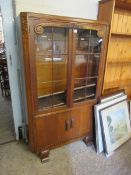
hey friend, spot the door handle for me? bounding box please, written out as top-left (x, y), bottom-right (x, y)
top-left (65, 119), bottom-right (70, 131)
top-left (70, 118), bottom-right (75, 128)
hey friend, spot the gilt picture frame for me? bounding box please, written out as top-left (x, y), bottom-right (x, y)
top-left (100, 100), bottom-right (131, 156)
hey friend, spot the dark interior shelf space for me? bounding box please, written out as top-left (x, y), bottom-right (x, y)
top-left (74, 83), bottom-right (96, 90)
top-left (74, 94), bottom-right (95, 102)
top-left (38, 92), bottom-right (66, 110)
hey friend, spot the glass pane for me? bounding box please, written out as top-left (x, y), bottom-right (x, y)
top-left (36, 55), bottom-right (52, 82)
top-left (89, 30), bottom-right (102, 53)
top-left (38, 97), bottom-right (52, 109)
top-left (52, 54), bottom-right (67, 81)
top-left (74, 55), bottom-right (87, 79)
top-left (52, 28), bottom-right (68, 108)
top-left (74, 28), bottom-right (102, 103)
top-left (86, 54), bottom-right (100, 77)
top-left (85, 78), bottom-right (97, 99)
top-left (36, 27), bottom-right (52, 55)
top-left (35, 27), bottom-right (68, 110)
top-left (76, 29), bottom-right (90, 52)
top-left (53, 28), bottom-right (68, 54)
top-left (52, 81), bottom-right (67, 107)
top-left (74, 79), bottom-right (86, 102)
top-left (76, 29), bottom-right (102, 54)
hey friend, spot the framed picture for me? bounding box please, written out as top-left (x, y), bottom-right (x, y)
top-left (94, 94), bottom-right (127, 154)
top-left (129, 101), bottom-right (131, 123)
top-left (100, 100), bottom-right (131, 156)
top-left (99, 90), bottom-right (125, 104)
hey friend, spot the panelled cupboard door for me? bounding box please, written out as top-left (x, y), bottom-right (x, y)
top-left (35, 111), bottom-right (79, 152)
top-left (35, 103), bottom-right (94, 152)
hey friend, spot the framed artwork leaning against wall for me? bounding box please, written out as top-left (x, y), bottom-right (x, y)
top-left (100, 100), bottom-right (131, 156)
top-left (94, 94), bottom-right (127, 153)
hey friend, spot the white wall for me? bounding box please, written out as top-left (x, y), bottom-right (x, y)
top-left (0, 0), bottom-right (23, 139)
top-left (14, 0), bottom-right (99, 20)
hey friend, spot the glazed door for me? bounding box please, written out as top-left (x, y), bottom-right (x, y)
top-left (30, 21), bottom-right (105, 112)
top-left (72, 27), bottom-right (104, 103)
top-left (32, 24), bottom-right (71, 112)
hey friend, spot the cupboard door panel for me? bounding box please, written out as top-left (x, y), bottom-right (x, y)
top-left (35, 115), bottom-right (59, 151)
top-left (35, 112), bottom-right (72, 151)
top-left (35, 103), bottom-right (93, 152)
top-left (79, 104), bottom-right (93, 136)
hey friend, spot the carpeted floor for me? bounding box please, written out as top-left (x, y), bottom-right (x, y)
top-left (0, 140), bottom-right (131, 175)
top-left (0, 90), bottom-right (15, 144)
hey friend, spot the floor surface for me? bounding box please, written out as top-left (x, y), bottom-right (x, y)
top-left (0, 90), bottom-right (15, 144)
top-left (0, 140), bottom-right (131, 175)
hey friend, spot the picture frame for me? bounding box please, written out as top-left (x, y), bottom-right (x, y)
top-left (99, 90), bottom-right (125, 104)
top-left (94, 94), bottom-right (127, 154)
top-left (129, 101), bottom-right (131, 123)
top-left (100, 100), bottom-right (131, 156)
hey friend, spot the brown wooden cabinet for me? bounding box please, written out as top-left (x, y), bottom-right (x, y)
top-left (98, 0), bottom-right (131, 99)
top-left (20, 12), bottom-right (108, 157)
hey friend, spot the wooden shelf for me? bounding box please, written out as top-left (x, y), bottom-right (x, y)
top-left (76, 51), bottom-right (100, 55)
top-left (36, 52), bottom-right (100, 56)
top-left (36, 52), bottom-right (68, 56)
top-left (38, 80), bottom-right (67, 84)
top-left (104, 79), bottom-right (131, 89)
top-left (74, 83), bottom-right (96, 90)
top-left (108, 60), bottom-right (131, 64)
top-left (74, 94), bottom-right (95, 102)
top-left (111, 32), bottom-right (131, 37)
top-left (98, 0), bottom-right (131, 98)
top-left (115, 0), bottom-right (131, 11)
top-left (75, 76), bottom-right (98, 80)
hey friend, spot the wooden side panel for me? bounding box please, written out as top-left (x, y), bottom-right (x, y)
top-left (99, 1), bottom-right (131, 99)
top-left (115, 0), bottom-right (131, 10)
top-left (103, 35), bottom-right (131, 97)
top-left (112, 9), bottom-right (131, 34)
top-left (20, 13), bottom-right (36, 151)
top-left (98, 0), bottom-right (115, 24)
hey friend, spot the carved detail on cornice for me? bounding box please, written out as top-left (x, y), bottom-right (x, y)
top-left (34, 24), bottom-right (45, 34)
top-left (97, 30), bottom-right (104, 38)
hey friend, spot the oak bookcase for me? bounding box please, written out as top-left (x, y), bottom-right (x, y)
top-left (20, 12), bottom-right (108, 160)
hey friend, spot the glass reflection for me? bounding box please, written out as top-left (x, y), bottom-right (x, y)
top-left (35, 27), bottom-right (68, 110)
top-left (74, 29), bottom-right (102, 103)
